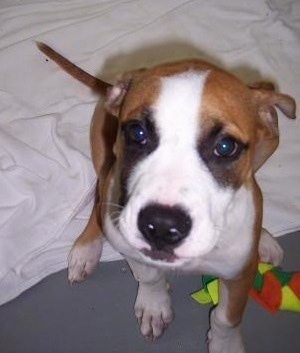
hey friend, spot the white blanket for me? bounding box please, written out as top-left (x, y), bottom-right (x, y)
top-left (0, 0), bottom-right (299, 305)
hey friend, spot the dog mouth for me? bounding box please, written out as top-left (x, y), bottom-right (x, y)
top-left (141, 247), bottom-right (178, 262)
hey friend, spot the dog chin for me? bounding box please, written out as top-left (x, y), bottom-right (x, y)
top-left (141, 247), bottom-right (178, 262)
top-left (118, 230), bottom-right (190, 267)
top-left (120, 229), bottom-right (217, 267)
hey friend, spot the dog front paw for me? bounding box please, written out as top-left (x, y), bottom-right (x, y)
top-left (259, 228), bottom-right (283, 266)
top-left (208, 310), bottom-right (246, 353)
top-left (68, 237), bottom-right (103, 284)
top-left (134, 280), bottom-right (174, 340)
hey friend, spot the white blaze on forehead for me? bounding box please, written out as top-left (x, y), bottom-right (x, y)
top-left (154, 71), bottom-right (209, 147)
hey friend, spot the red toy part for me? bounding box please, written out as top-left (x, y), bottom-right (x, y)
top-left (289, 272), bottom-right (300, 298)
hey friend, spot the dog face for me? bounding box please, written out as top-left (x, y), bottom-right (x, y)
top-left (102, 60), bottom-right (295, 274)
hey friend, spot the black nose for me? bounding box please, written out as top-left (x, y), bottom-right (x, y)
top-left (137, 204), bottom-right (192, 250)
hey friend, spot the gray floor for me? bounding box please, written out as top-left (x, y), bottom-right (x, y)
top-left (0, 233), bottom-right (299, 353)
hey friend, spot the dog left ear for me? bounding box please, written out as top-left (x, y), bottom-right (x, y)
top-left (105, 69), bottom-right (145, 117)
top-left (249, 82), bottom-right (296, 171)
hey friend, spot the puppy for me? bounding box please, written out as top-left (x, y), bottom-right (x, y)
top-left (37, 42), bottom-right (296, 353)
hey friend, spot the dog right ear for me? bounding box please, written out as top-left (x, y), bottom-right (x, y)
top-left (105, 69), bottom-right (145, 117)
top-left (249, 81), bottom-right (296, 171)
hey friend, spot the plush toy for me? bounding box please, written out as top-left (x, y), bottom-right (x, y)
top-left (192, 262), bottom-right (300, 313)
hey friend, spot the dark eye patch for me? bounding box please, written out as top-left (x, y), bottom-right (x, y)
top-left (198, 123), bottom-right (249, 187)
top-left (119, 109), bottom-right (159, 206)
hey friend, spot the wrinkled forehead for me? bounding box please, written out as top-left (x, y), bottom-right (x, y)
top-left (119, 61), bottom-right (255, 139)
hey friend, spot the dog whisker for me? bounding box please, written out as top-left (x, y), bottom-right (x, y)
top-left (110, 211), bottom-right (121, 220)
top-left (102, 201), bottom-right (123, 210)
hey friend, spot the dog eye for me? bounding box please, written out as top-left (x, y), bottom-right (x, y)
top-left (213, 136), bottom-right (239, 158)
top-left (124, 122), bottom-right (148, 145)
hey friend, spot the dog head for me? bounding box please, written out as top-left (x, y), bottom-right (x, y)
top-left (100, 59), bottom-right (296, 269)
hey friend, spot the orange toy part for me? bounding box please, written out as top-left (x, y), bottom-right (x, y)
top-left (250, 271), bottom-right (282, 313)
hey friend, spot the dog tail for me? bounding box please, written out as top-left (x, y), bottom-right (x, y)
top-left (36, 42), bottom-right (111, 95)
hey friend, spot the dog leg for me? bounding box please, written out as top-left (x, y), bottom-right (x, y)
top-left (68, 205), bottom-right (103, 284)
top-left (208, 267), bottom-right (256, 353)
top-left (126, 258), bottom-right (174, 341)
top-left (258, 228), bottom-right (283, 266)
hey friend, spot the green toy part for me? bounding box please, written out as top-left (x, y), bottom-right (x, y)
top-left (192, 262), bottom-right (300, 313)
